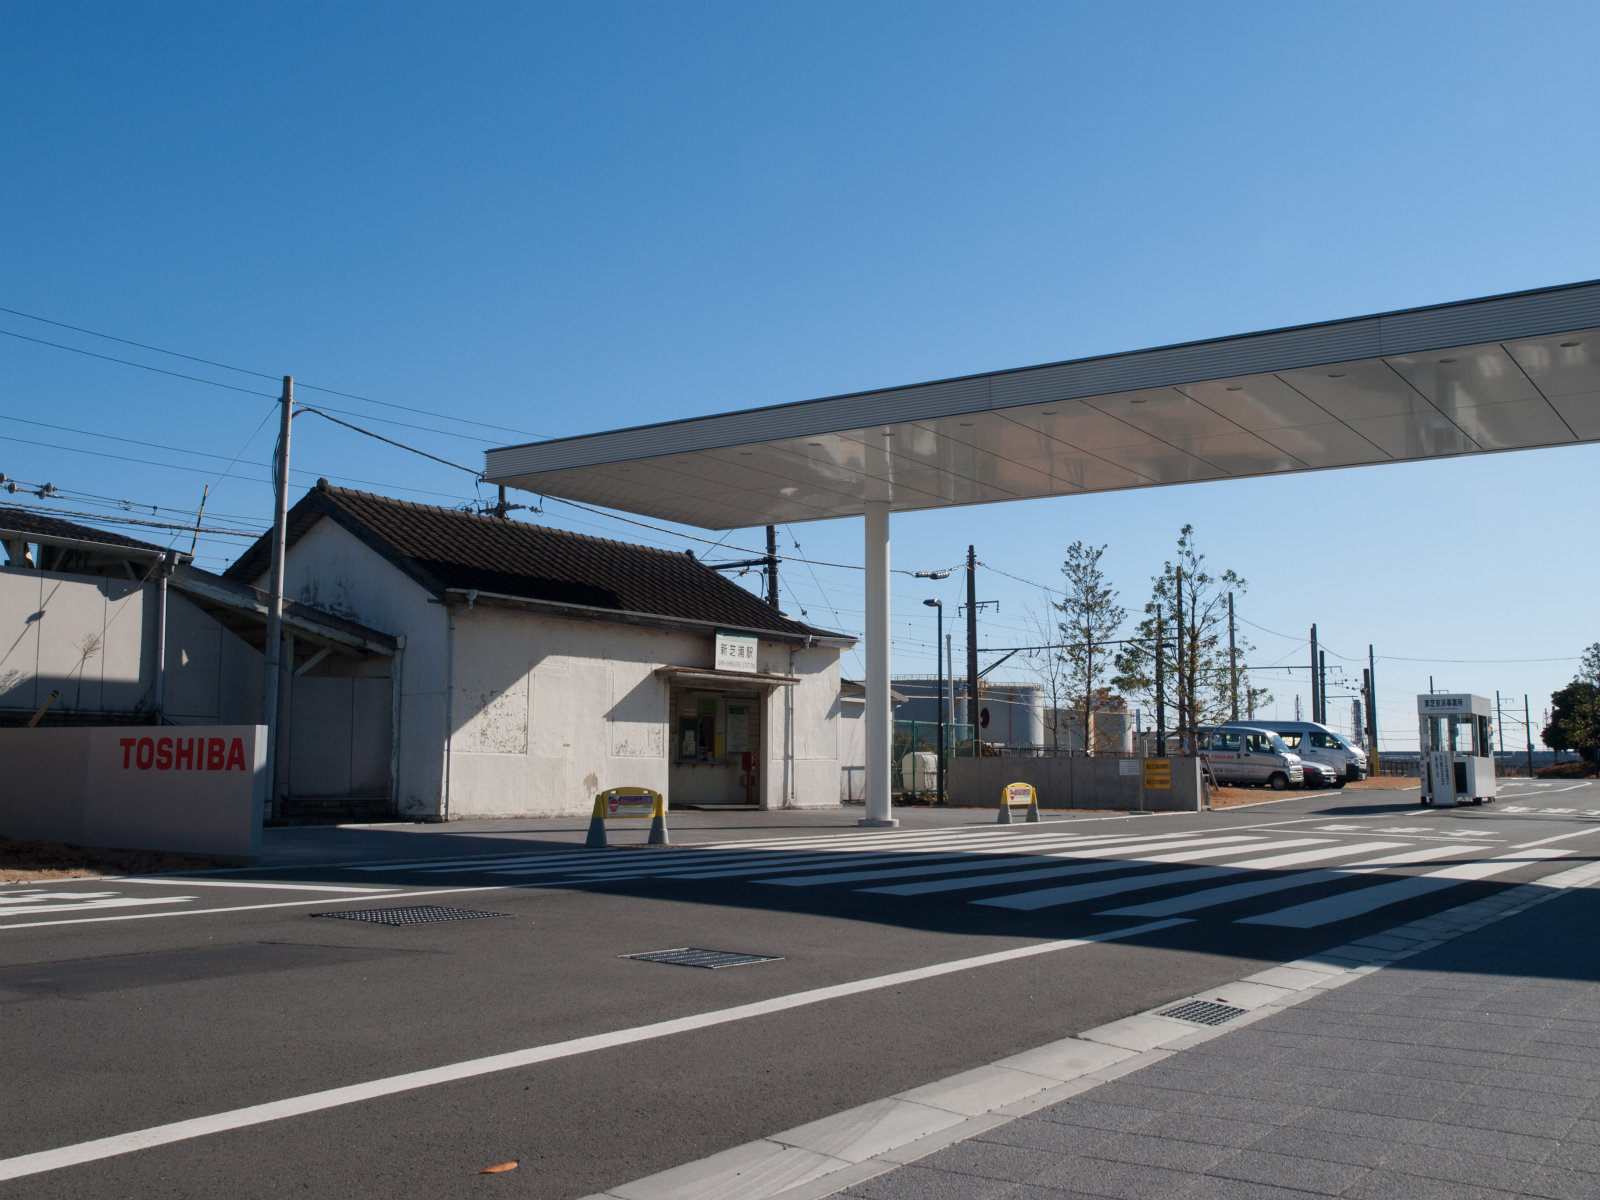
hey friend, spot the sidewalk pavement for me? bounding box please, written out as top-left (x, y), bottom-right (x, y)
top-left (834, 884), bottom-right (1600, 1200)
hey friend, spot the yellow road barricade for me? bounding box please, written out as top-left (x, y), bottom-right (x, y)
top-left (586, 787), bottom-right (669, 848)
top-left (997, 780), bottom-right (1041, 824)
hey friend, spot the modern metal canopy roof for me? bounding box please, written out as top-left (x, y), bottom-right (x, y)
top-left (485, 280), bottom-right (1600, 531)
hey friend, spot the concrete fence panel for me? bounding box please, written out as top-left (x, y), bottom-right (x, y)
top-left (946, 756), bottom-right (1204, 813)
top-left (0, 725), bottom-right (266, 861)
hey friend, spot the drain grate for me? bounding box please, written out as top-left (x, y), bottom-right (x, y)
top-left (621, 947), bottom-right (782, 969)
top-left (1159, 999), bottom-right (1250, 1026)
top-left (310, 905), bottom-right (508, 926)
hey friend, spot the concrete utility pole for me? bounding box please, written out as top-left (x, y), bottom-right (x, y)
top-left (1496, 690), bottom-right (1505, 776)
top-left (965, 545), bottom-right (978, 741)
top-left (1309, 624), bottom-right (1320, 723)
top-left (1525, 694), bottom-right (1534, 777)
top-left (1154, 608), bottom-right (1166, 754)
top-left (1367, 644), bottom-right (1379, 773)
top-left (1174, 569), bottom-right (1185, 753)
top-left (765, 525), bottom-right (779, 609)
top-left (1228, 592), bottom-right (1238, 722)
top-left (1319, 651), bottom-right (1327, 726)
top-left (260, 375), bottom-right (293, 820)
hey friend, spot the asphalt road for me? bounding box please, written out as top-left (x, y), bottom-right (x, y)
top-left (3, 777), bottom-right (1597, 1199)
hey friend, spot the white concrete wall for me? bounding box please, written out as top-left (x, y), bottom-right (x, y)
top-left (266, 520), bottom-right (442, 816)
top-left (448, 609), bottom-right (844, 818)
top-left (1, 567), bottom-right (156, 716)
top-left (839, 701), bottom-right (866, 800)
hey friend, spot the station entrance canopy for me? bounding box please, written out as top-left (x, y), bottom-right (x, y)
top-left (485, 280), bottom-right (1600, 823)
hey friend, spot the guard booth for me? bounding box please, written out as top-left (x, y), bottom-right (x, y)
top-left (1418, 694), bottom-right (1498, 807)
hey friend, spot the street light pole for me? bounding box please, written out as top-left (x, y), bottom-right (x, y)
top-left (924, 598), bottom-right (944, 806)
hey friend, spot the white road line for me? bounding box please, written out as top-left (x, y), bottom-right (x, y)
top-left (109, 879), bottom-right (394, 894)
top-left (859, 835), bottom-right (1269, 897)
top-left (1238, 848), bottom-right (1572, 928)
top-left (0, 896), bottom-right (195, 917)
top-left (0, 887), bottom-right (495, 932)
top-left (1514, 827), bottom-right (1600, 850)
top-left (0, 917), bottom-right (1188, 1183)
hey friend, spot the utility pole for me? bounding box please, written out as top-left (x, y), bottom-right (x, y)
top-left (965, 545), bottom-right (978, 740)
top-left (1228, 592), bottom-right (1238, 722)
top-left (1496, 690), bottom-right (1505, 776)
top-left (260, 375), bottom-right (293, 821)
top-left (1175, 569), bottom-right (1185, 753)
top-left (765, 525), bottom-right (779, 609)
top-left (1525, 694), bottom-right (1534, 777)
top-left (1318, 651), bottom-right (1327, 727)
top-left (1367, 644), bottom-right (1379, 773)
top-left (1154, 609), bottom-right (1166, 755)
top-left (1309, 624), bottom-right (1320, 723)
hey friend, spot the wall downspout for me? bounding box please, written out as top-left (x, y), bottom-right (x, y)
top-left (440, 590), bottom-right (477, 821)
top-left (154, 552), bottom-right (171, 722)
top-left (388, 634), bottom-right (405, 818)
top-left (785, 645), bottom-right (797, 807)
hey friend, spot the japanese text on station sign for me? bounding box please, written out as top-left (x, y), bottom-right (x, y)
top-left (715, 632), bottom-right (759, 674)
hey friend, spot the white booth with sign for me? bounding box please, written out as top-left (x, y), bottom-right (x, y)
top-left (1417, 693), bottom-right (1498, 807)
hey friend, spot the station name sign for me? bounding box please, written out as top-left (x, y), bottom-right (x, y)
top-left (715, 631), bottom-right (759, 674)
top-left (1419, 696), bottom-right (1471, 713)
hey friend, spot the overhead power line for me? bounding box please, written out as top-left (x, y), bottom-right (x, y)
top-left (0, 498), bottom-right (261, 539)
top-left (0, 306), bottom-right (550, 439)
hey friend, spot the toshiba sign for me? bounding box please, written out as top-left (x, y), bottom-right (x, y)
top-left (118, 735), bottom-right (251, 773)
top-left (0, 725), bottom-right (266, 861)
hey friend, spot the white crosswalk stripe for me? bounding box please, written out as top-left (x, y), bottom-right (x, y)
top-left (1237, 848), bottom-right (1572, 928)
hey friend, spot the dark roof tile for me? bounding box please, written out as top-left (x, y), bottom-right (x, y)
top-left (224, 483), bottom-right (843, 642)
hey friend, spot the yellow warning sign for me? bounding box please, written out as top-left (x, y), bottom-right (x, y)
top-left (596, 788), bottom-right (663, 819)
top-left (1143, 759), bottom-right (1172, 790)
top-left (1003, 782), bottom-right (1036, 807)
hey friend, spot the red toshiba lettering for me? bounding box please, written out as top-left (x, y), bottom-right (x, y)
top-left (135, 738), bottom-right (155, 770)
top-left (155, 738), bottom-right (173, 770)
top-left (174, 737), bottom-right (195, 770)
top-left (206, 738), bottom-right (225, 770)
top-left (120, 738), bottom-right (136, 769)
top-left (226, 738), bottom-right (246, 771)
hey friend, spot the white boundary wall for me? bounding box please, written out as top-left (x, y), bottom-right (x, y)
top-left (0, 725), bottom-right (266, 861)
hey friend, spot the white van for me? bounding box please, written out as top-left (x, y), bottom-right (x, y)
top-left (1225, 720), bottom-right (1367, 784)
top-left (1200, 726), bottom-right (1305, 790)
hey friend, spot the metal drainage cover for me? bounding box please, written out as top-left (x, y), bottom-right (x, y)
top-left (1159, 1000), bottom-right (1250, 1027)
top-left (311, 906), bottom-right (509, 926)
top-left (621, 947), bottom-right (782, 969)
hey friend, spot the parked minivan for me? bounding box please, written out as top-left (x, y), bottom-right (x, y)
top-left (1199, 726), bottom-right (1304, 790)
top-left (1223, 720), bottom-right (1367, 784)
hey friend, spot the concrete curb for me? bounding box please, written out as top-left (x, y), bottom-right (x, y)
top-left (576, 859), bottom-right (1600, 1200)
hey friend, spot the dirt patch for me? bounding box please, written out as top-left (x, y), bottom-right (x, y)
top-left (0, 836), bottom-right (229, 885)
top-left (1208, 777), bottom-right (1417, 809)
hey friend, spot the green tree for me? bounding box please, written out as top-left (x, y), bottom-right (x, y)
top-left (1543, 643), bottom-right (1600, 764)
top-left (1053, 542), bottom-right (1125, 755)
top-left (1113, 525), bottom-right (1269, 750)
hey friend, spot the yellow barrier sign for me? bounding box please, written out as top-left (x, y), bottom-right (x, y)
top-left (587, 787), bottom-right (668, 847)
top-left (1143, 759), bottom-right (1171, 790)
top-left (997, 780), bottom-right (1041, 824)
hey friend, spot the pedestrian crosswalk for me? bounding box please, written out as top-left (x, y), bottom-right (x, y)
top-left (343, 820), bottom-right (1584, 930)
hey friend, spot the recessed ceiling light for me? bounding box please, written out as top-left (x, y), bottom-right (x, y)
top-left (958, 421), bottom-right (974, 427)
top-left (1040, 409), bottom-right (1057, 415)
top-left (1438, 358), bottom-right (1456, 364)
top-left (1225, 386), bottom-right (1243, 392)
top-left (808, 442), bottom-right (823, 447)
top-left (1327, 372), bottom-right (1345, 379)
top-left (1561, 341), bottom-right (1581, 348)
top-left (1130, 397), bottom-right (1147, 404)
top-left (739, 451), bottom-right (753, 456)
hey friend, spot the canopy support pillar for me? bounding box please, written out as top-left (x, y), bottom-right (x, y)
top-left (860, 500), bottom-right (897, 827)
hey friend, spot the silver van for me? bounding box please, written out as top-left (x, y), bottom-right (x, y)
top-left (1201, 726), bottom-right (1304, 790)
top-left (1224, 720), bottom-right (1367, 783)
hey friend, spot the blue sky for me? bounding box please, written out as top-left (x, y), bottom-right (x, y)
top-left (5, 0), bottom-right (1598, 749)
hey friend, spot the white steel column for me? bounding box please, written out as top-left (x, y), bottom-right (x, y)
top-left (860, 501), bottom-right (897, 827)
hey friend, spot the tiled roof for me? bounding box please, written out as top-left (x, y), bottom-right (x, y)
top-left (0, 505), bottom-right (184, 558)
top-left (224, 482), bottom-right (844, 642)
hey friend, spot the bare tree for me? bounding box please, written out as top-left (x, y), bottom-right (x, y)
top-left (1113, 525), bottom-right (1269, 750)
top-left (1054, 542), bottom-right (1125, 755)
top-left (1023, 602), bottom-right (1069, 752)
